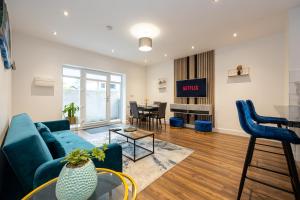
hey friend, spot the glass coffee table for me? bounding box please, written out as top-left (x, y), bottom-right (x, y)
top-left (109, 128), bottom-right (155, 162)
top-left (22, 168), bottom-right (137, 200)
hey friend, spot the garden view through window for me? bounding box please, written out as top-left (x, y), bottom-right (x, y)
top-left (63, 66), bottom-right (123, 126)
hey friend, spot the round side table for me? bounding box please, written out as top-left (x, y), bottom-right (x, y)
top-left (22, 168), bottom-right (137, 200)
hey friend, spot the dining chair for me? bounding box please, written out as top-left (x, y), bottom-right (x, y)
top-left (151, 102), bottom-right (167, 131)
top-left (129, 101), bottom-right (148, 128)
top-left (236, 100), bottom-right (300, 200)
top-left (153, 101), bottom-right (161, 105)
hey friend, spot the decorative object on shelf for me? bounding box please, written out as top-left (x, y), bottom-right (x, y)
top-left (56, 146), bottom-right (108, 200)
top-left (158, 78), bottom-right (167, 90)
top-left (34, 76), bottom-right (55, 87)
top-left (62, 102), bottom-right (79, 124)
top-left (0, 0), bottom-right (14, 70)
top-left (124, 127), bottom-right (137, 132)
top-left (228, 65), bottom-right (250, 77)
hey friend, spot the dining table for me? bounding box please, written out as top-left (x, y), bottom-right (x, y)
top-left (137, 105), bottom-right (159, 130)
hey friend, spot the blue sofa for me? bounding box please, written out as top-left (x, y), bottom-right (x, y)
top-left (2, 113), bottom-right (122, 195)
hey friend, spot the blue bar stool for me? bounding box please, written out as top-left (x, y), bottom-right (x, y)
top-left (246, 100), bottom-right (288, 149)
top-left (246, 100), bottom-right (288, 127)
top-left (236, 100), bottom-right (300, 200)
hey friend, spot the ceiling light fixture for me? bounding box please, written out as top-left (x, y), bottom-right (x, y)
top-left (139, 37), bottom-right (152, 52)
top-left (164, 54), bottom-right (168, 57)
top-left (53, 31), bottom-right (57, 36)
top-left (233, 33), bottom-right (238, 37)
top-left (212, 0), bottom-right (219, 3)
top-left (111, 49), bottom-right (115, 53)
top-left (63, 11), bottom-right (69, 16)
top-left (130, 23), bottom-right (160, 52)
top-left (192, 46), bottom-right (195, 49)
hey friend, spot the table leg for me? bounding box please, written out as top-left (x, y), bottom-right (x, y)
top-left (134, 140), bottom-right (136, 162)
top-left (153, 134), bottom-right (155, 153)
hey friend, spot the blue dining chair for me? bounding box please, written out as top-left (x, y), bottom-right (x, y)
top-left (236, 100), bottom-right (300, 200)
top-left (246, 100), bottom-right (288, 127)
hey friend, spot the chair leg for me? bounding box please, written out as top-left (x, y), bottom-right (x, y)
top-left (159, 119), bottom-right (162, 129)
top-left (237, 136), bottom-right (256, 200)
top-left (164, 118), bottom-right (166, 130)
top-left (282, 142), bottom-right (300, 199)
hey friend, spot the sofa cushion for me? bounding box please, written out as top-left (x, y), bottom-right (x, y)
top-left (2, 113), bottom-right (53, 193)
top-left (35, 122), bottom-right (54, 142)
top-left (35, 122), bottom-right (65, 159)
top-left (52, 130), bottom-right (95, 156)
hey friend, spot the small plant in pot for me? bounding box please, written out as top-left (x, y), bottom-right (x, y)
top-left (62, 102), bottom-right (79, 124)
top-left (55, 145), bottom-right (108, 200)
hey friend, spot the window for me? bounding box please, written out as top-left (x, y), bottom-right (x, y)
top-left (62, 66), bottom-right (124, 126)
top-left (63, 68), bottom-right (81, 119)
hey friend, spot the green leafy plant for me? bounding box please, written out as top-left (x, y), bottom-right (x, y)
top-left (62, 102), bottom-right (79, 118)
top-left (63, 144), bottom-right (108, 168)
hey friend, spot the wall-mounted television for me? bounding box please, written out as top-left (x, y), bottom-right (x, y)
top-left (0, 0), bottom-right (12, 69)
top-left (176, 78), bottom-right (207, 97)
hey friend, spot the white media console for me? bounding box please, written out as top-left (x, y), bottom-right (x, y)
top-left (170, 103), bottom-right (213, 115)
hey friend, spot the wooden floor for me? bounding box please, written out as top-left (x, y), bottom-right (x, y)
top-left (137, 126), bottom-right (299, 200)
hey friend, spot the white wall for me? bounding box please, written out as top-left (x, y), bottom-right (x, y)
top-left (146, 60), bottom-right (174, 121)
top-left (288, 6), bottom-right (300, 161)
top-left (146, 33), bottom-right (287, 135)
top-left (215, 33), bottom-right (287, 135)
top-left (12, 32), bottom-right (146, 122)
top-left (0, 60), bottom-right (12, 144)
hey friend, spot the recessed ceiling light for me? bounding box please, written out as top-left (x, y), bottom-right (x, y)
top-left (192, 46), bottom-right (195, 49)
top-left (111, 49), bottom-right (115, 53)
top-left (212, 0), bottom-right (219, 3)
top-left (130, 23), bottom-right (160, 39)
top-left (63, 11), bottom-right (69, 16)
top-left (164, 54), bottom-right (168, 57)
top-left (233, 33), bottom-right (238, 37)
top-left (53, 31), bottom-right (57, 36)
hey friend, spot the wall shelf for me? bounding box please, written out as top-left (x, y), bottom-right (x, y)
top-left (228, 67), bottom-right (249, 77)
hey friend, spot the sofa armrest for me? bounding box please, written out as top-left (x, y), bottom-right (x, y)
top-left (41, 120), bottom-right (70, 132)
top-left (33, 157), bottom-right (65, 188)
top-left (93, 143), bottom-right (123, 172)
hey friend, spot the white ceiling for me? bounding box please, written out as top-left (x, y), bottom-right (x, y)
top-left (7, 0), bottom-right (300, 66)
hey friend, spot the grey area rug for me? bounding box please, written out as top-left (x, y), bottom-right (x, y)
top-left (84, 130), bottom-right (194, 192)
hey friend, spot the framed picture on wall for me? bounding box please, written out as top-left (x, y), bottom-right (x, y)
top-left (0, 0), bottom-right (13, 69)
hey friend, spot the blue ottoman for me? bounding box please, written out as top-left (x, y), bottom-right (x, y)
top-left (195, 120), bottom-right (212, 132)
top-left (169, 117), bottom-right (184, 128)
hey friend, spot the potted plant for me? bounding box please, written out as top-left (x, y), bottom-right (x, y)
top-left (62, 102), bottom-right (79, 124)
top-left (55, 145), bottom-right (108, 200)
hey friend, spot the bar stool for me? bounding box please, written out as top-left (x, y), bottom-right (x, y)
top-left (246, 100), bottom-right (288, 128)
top-left (246, 99), bottom-right (289, 149)
top-left (236, 100), bottom-right (300, 200)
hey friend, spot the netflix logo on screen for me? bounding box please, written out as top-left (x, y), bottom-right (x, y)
top-left (182, 85), bottom-right (200, 91)
top-left (176, 78), bottom-right (207, 97)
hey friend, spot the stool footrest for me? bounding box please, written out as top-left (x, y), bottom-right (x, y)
top-left (246, 176), bottom-right (293, 194)
top-left (254, 148), bottom-right (284, 156)
top-left (249, 165), bottom-right (289, 176)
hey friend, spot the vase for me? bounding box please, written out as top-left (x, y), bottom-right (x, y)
top-left (55, 159), bottom-right (98, 200)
